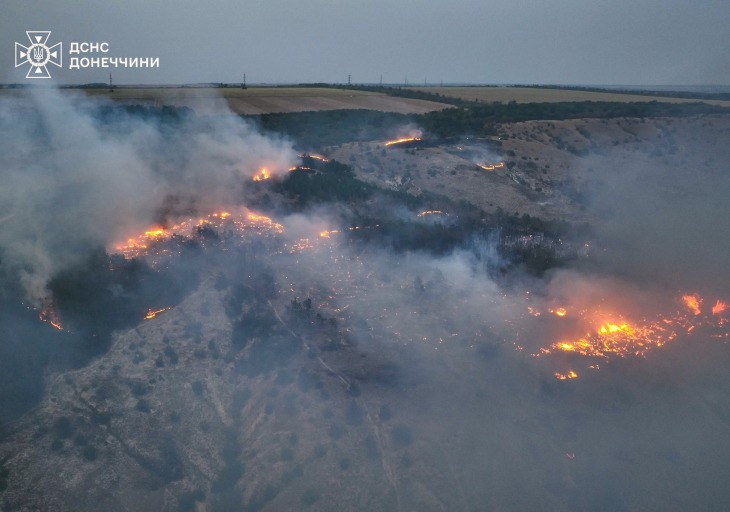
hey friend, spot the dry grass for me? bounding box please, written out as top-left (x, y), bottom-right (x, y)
top-left (412, 86), bottom-right (730, 107)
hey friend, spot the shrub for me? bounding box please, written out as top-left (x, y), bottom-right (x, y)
top-left (82, 445), bottom-right (98, 461)
top-left (136, 399), bottom-right (151, 413)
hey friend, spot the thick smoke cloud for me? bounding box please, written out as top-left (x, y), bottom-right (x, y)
top-left (577, 131), bottom-right (730, 295)
top-left (0, 88), bottom-right (295, 303)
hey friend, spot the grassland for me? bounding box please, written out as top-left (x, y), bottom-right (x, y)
top-left (411, 86), bottom-right (730, 107)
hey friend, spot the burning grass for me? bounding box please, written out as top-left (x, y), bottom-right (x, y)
top-left (38, 299), bottom-right (63, 331)
top-left (531, 292), bottom-right (729, 378)
top-left (384, 136), bottom-right (422, 147)
top-left (112, 209), bottom-right (284, 261)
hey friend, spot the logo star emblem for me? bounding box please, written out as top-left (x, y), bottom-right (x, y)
top-left (15, 31), bottom-right (62, 79)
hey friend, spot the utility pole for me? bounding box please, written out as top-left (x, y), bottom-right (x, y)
top-left (347, 74), bottom-right (351, 86)
top-left (380, 74), bottom-right (383, 86)
top-left (109, 72), bottom-right (114, 92)
top-left (242, 73), bottom-right (247, 89)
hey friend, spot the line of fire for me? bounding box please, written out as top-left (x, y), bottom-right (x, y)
top-left (31, 149), bottom-right (729, 383)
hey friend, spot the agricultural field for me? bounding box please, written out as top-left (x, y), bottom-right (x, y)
top-left (412, 86), bottom-right (730, 106)
top-left (82, 86), bottom-right (455, 115)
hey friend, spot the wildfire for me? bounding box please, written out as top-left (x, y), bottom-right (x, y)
top-left (112, 209), bottom-right (283, 259)
top-left (541, 315), bottom-right (675, 359)
top-left (252, 167), bottom-right (271, 182)
top-left (417, 210), bottom-right (447, 217)
top-left (712, 300), bottom-right (727, 316)
top-left (319, 229), bottom-right (340, 238)
top-left (533, 292), bottom-right (729, 378)
top-left (38, 300), bottom-right (63, 330)
top-left (384, 136), bottom-right (421, 147)
top-left (299, 153), bottom-right (329, 162)
top-left (554, 370), bottom-right (578, 380)
top-left (246, 213), bottom-right (284, 233)
top-left (478, 162), bottom-right (505, 171)
top-left (144, 307), bottom-right (170, 320)
top-left (682, 294), bottom-right (702, 316)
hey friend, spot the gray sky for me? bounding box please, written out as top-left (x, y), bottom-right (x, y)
top-left (2, 0), bottom-right (729, 85)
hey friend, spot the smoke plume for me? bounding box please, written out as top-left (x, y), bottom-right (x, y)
top-left (0, 88), bottom-right (295, 304)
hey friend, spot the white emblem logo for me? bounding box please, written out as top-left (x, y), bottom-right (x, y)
top-left (15, 31), bottom-right (63, 78)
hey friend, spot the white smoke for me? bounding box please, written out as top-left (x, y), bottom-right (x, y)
top-left (0, 88), bottom-right (296, 304)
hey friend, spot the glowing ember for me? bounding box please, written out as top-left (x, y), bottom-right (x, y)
top-left (384, 137), bottom-right (421, 147)
top-left (417, 210), bottom-right (447, 217)
top-left (144, 307), bottom-right (170, 320)
top-left (112, 209), bottom-right (284, 259)
top-left (252, 167), bottom-right (271, 181)
top-left (299, 153), bottom-right (329, 162)
top-left (554, 370), bottom-right (578, 380)
top-left (319, 229), bottom-right (340, 238)
top-left (712, 300), bottom-right (727, 316)
top-left (533, 292), bottom-right (730, 380)
top-left (246, 213), bottom-right (283, 232)
top-left (39, 300), bottom-right (63, 330)
top-left (682, 294), bottom-right (702, 316)
top-left (478, 162), bottom-right (505, 171)
top-left (541, 316), bottom-right (675, 359)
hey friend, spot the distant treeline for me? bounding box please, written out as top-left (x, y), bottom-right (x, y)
top-left (511, 84), bottom-right (730, 102)
top-left (418, 100), bottom-right (729, 137)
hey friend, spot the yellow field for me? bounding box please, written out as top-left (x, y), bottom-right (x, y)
top-left (5, 85), bottom-right (728, 114)
top-left (412, 86), bottom-right (730, 107)
top-left (84, 87), bottom-right (453, 115)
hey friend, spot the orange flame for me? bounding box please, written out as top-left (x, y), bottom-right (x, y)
top-left (38, 300), bottom-right (63, 330)
top-left (112, 209), bottom-right (284, 259)
top-left (682, 294), bottom-right (702, 316)
top-left (144, 307), bottom-right (170, 320)
top-left (478, 162), bottom-right (505, 171)
top-left (712, 300), bottom-right (727, 316)
top-left (541, 315), bottom-right (675, 359)
top-left (536, 292), bottom-right (730, 373)
top-left (299, 153), bottom-right (329, 162)
top-left (252, 167), bottom-right (271, 182)
top-left (554, 370), bottom-right (578, 380)
top-left (384, 137), bottom-right (421, 147)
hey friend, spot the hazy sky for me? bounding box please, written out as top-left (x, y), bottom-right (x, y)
top-left (2, 0), bottom-right (729, 85)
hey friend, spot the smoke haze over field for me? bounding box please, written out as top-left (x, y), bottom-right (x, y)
top-left (0, 89), bottom-right (295, 303)
top-left (568, 132), bottom-right (730, 295)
